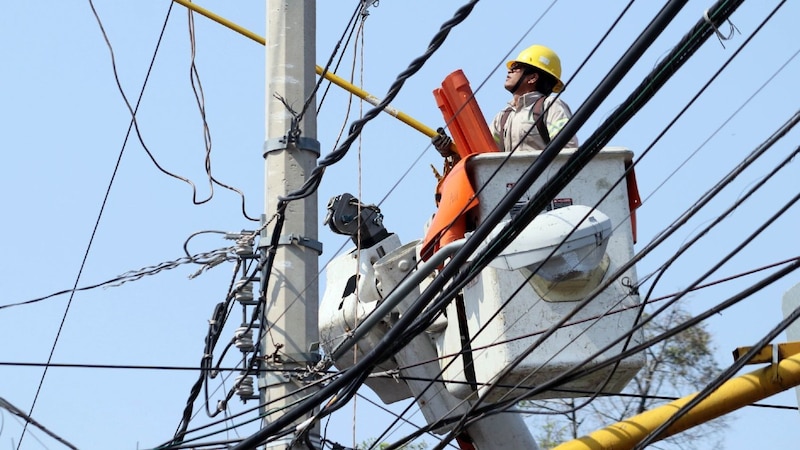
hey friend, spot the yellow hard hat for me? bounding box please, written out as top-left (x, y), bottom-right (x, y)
top-left (506, 44), bottom-right (564, 93)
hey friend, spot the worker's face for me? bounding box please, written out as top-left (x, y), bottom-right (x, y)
top-left (504, 63), bottom-right (537, 94)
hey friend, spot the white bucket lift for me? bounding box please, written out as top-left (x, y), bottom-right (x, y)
top-left (431, 147), bottom-right (645, 403)
top-left (318, 147), bottom-right (643, 445)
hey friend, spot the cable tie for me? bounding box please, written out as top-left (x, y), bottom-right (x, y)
top-left (703, 9), bottom-right (740, 49)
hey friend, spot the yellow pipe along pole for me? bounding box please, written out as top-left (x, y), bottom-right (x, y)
top-left (172, 0), bottom-right (439, 139)
top-left (553, 353), bottom-right (800, 450)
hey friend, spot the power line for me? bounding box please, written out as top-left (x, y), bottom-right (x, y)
top-left (184, 7), bottom-right (260, 222)
top-left (1, 397), bottom-right (78, 450)
top-left (0, 245), bottom-right (236, 311)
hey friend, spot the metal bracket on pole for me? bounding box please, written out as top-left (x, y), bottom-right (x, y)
top-left (258, 233), bottom-right (323, 254)
top-left (263, 136), bottom-right (320, 157)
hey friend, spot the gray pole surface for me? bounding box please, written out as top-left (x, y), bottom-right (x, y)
top-left (261, 1), bottom-right (320, 449)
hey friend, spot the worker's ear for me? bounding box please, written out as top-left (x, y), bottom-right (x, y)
top-left (527, 72), bottom-right (539, 86)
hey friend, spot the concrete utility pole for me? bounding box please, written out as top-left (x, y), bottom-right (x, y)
top-left (260, 1), bottom-right (320, 449)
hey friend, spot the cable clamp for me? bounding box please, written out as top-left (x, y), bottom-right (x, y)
top-left (703, 9), bottom-right (740, 49)
top-left (259, 233), bottom-right (323, 254)
top-left (263, 136), bottom-right (321, 157)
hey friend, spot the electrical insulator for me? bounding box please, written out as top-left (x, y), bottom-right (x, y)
top-left (234, 237), bottom-right (254, 257)
top-left (235, 278), bottom-right (255, 305)
top-left (235, 374), bottom-right (255, 399)
top-left (234, 327), bottom-right (254, 351)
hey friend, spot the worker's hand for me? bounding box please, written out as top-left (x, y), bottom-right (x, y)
top-left (432, 127), bottom-right (455, 158)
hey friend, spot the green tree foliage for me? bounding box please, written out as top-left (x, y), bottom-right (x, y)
top-left (527, 305), bottom-right (729, 450)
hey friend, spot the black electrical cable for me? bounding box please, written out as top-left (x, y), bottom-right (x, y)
top-left (1, 397), bottom-right (78, 450)
top-left (185, 9), bottom-right (260, 222)
top-left (369, 373), bottom-right (797, 413)
top-left (353, 392), bottom-right (461, 450)
top-left (606, 0), bottom-right (791, 303)
top-left (639, 121), bottom-right (799, 308)
top-left (205, 264), bottom-right (272, 421)
top-left (172, 301), bottom-right (229, 444)
top-left (211, 261), bottom-right (258, 372)
top-left (159, 369), bottom-right (341, 449)
top-left (315, 1), bottom-right (367, 114)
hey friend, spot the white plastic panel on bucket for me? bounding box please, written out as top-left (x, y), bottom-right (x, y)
top-left (433, 147), bottom-right (645, 402)
top-left (318, 234), bottom-right (414, 404)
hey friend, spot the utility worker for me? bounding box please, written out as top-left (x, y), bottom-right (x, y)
top-left (433, 44), bottom-right (578, 156)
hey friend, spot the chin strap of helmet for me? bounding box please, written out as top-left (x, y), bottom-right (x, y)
top-left (508, 74), bottom-right (526, 94)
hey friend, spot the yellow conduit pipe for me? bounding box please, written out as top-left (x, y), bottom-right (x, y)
top-left (553, 353), bottom-right (800, 450)
top-left (172, 0), bottom-right (439, 139)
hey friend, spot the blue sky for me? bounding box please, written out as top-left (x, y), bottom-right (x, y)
top-left (1, 1), bottom-right (799, 449)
